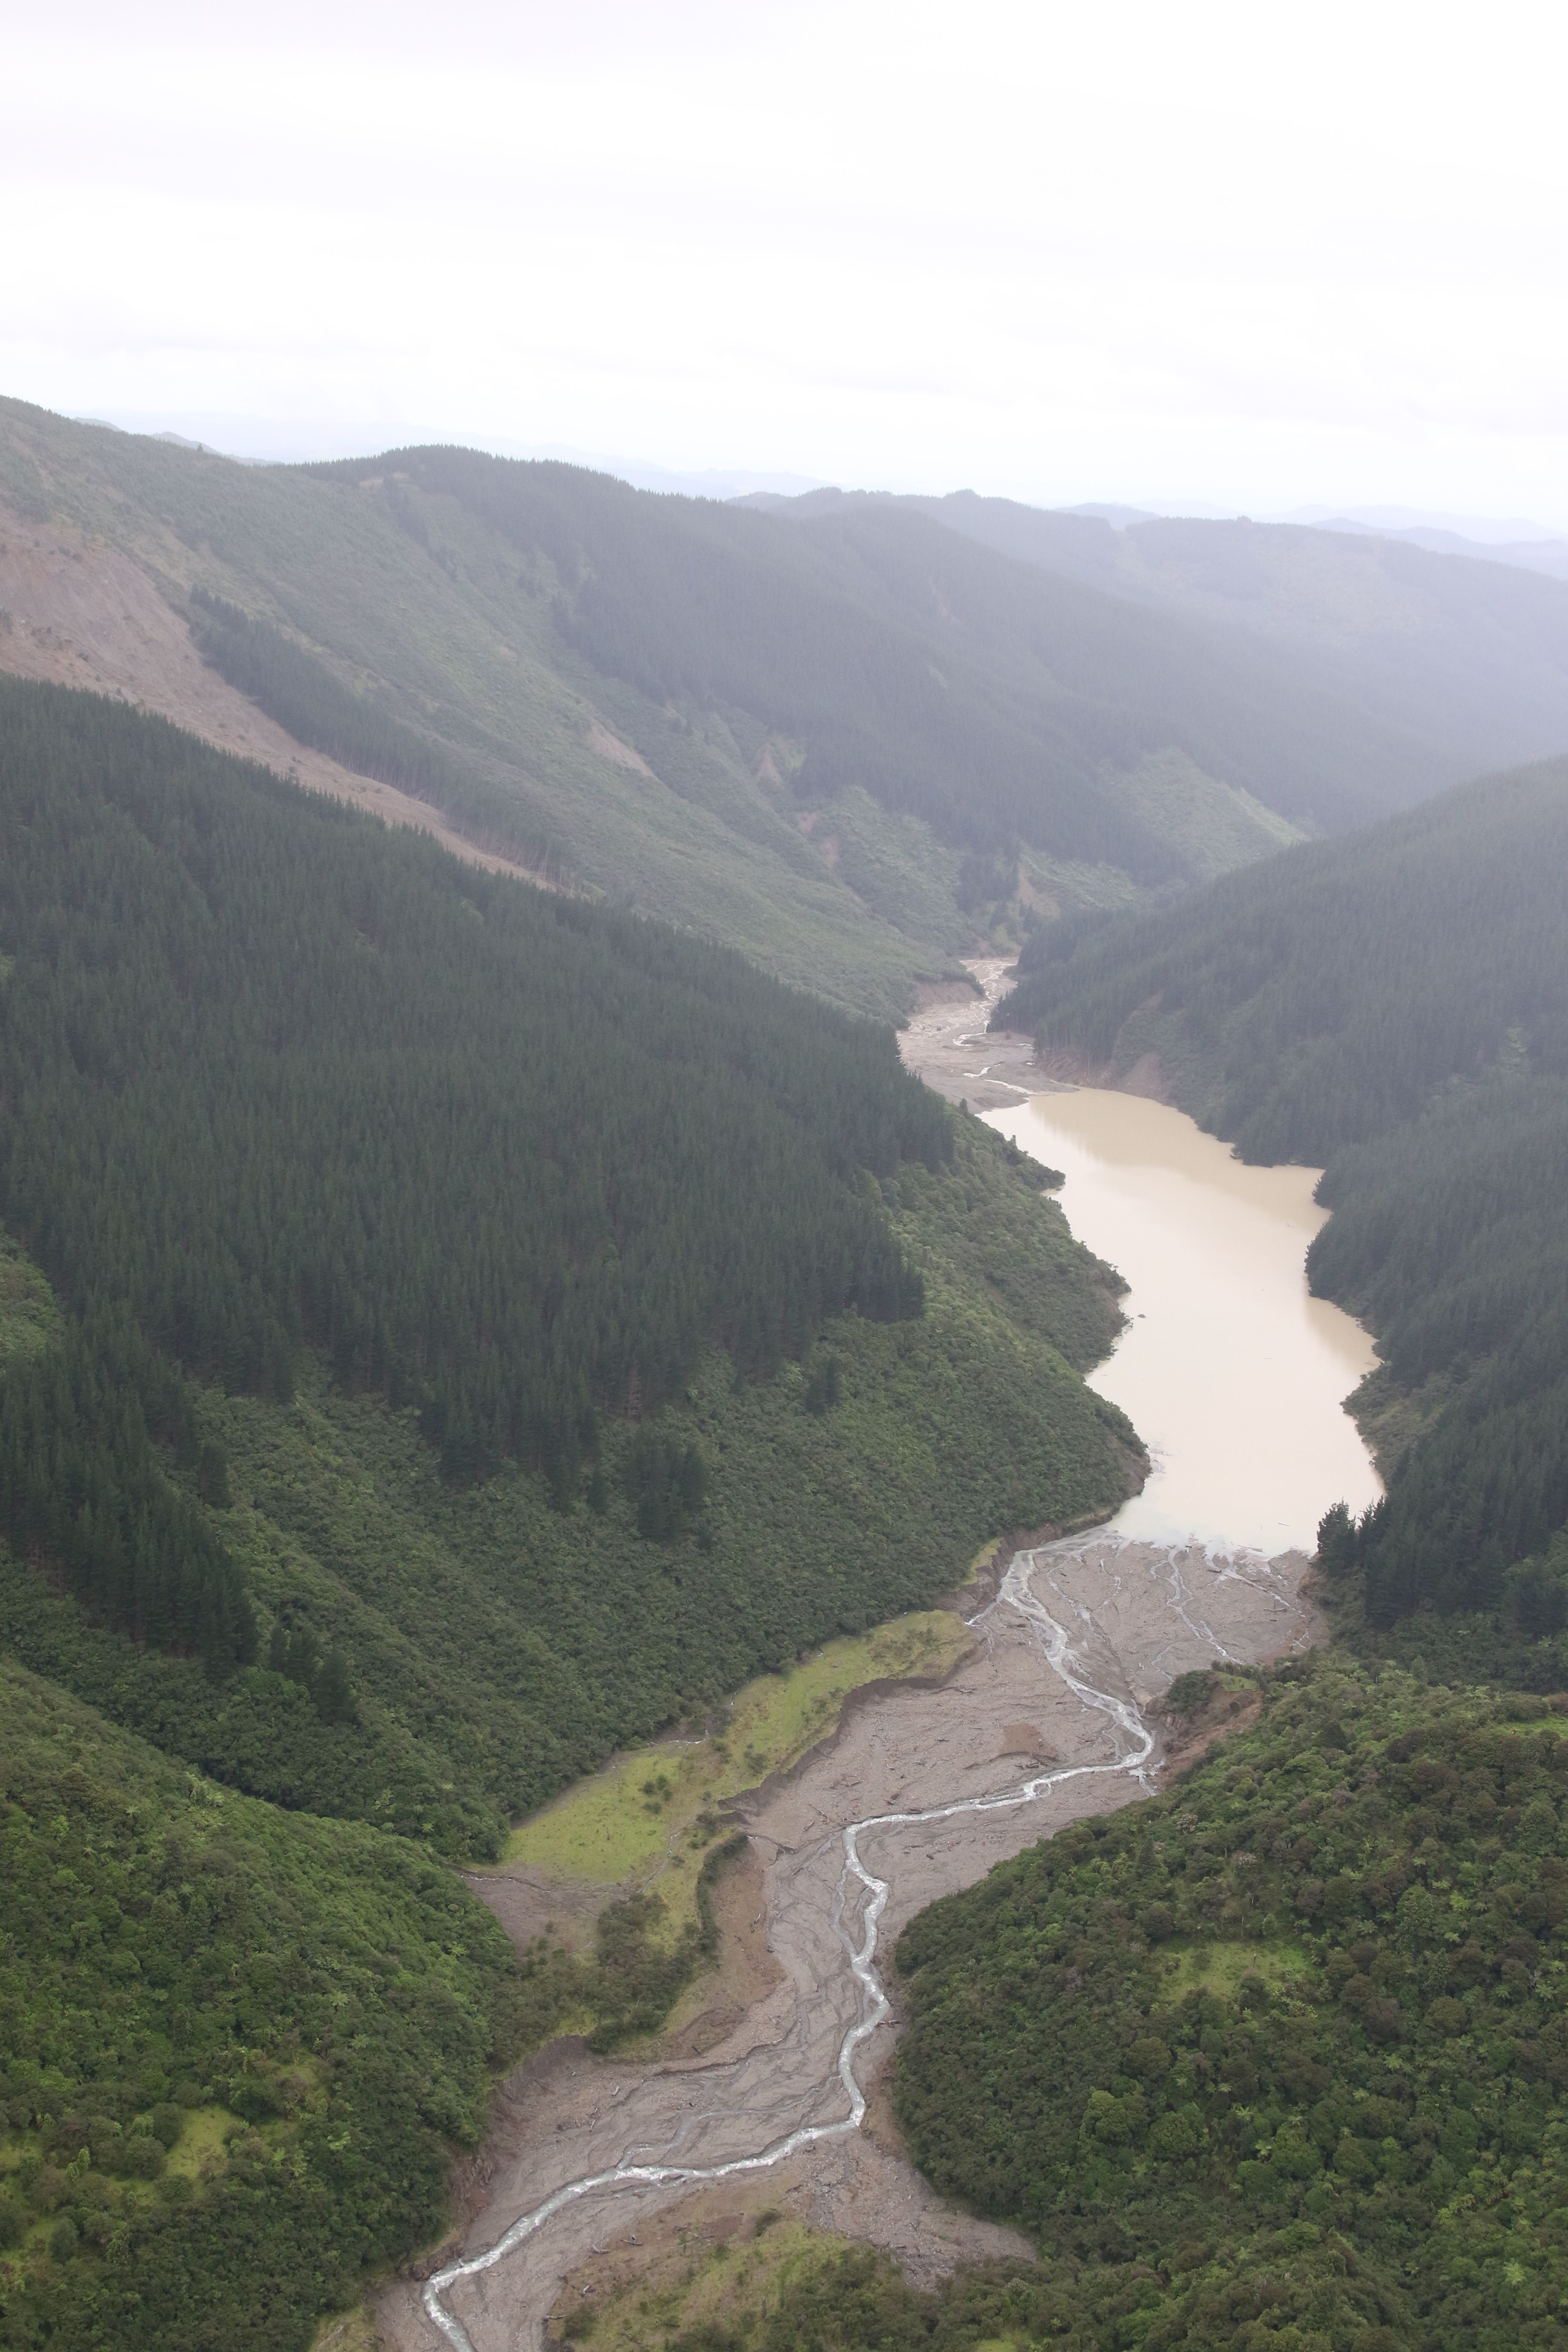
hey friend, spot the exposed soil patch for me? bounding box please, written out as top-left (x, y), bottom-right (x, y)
top-left (586, 720), bottom-right (653, 774)
top-left (898, 956), bottom-right (1053, 1109)
top-left (0, 500), bottom-right (545, 886)
top-left (464, 1864), bottom-right (609, 1962)
top-left (659, 1844), bottom-right (784, 2059)
top-left (1160, 1680), bottom-right (1268, 1778)
top-left (997, 1722), bottom-right (1059, 1759)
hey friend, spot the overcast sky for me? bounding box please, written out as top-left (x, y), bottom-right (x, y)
top-left (6, 0), bottom-right (1566, 522)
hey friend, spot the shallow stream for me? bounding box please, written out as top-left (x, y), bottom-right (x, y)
top-left (405, 1006), bottom-right (1383, 2350)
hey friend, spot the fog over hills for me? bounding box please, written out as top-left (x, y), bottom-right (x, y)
top-left (6, 396), bottom-right (1568, 1028)
top-left (1315, 514), bottom-right (1568, 583)
top-left (7, 391), bottom-right (1568, 2349)
top-left (749, 486), bottom-right (1568, 787)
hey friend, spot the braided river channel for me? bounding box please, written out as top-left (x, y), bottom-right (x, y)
top-left (388, 996), bottom-right (1383, 2351)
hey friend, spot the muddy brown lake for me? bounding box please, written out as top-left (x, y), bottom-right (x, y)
top-left (387, 1000), bottom-right (1384, 2351)
top-left (985, 1088), bottom-right (1381, 1551)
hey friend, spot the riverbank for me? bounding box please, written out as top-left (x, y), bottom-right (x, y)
top-left (367, 964), bottom-right (1386, 2350)
top-left (897, 957), bottom-right (1047, 1109)
top-left (377, 1529), bottom-right (1321, 2351)
top-left (460, 1607), bottom-right (977, 2039)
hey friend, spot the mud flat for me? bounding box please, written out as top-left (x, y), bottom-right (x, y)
top-left (378, 1530), bottom-right (1318, 2352)
top-left (898, 956), bottom-right (1042, 1109)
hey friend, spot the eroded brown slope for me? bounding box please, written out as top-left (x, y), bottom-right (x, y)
top-left (0, 500), bottom-right (542, 880)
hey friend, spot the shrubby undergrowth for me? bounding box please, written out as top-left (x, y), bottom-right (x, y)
top-left (0, 1660), bottom-right (524, 2352)
top-left (0, 677), bottom-right (1134, 1853)
top-left (882, 1660), bottom-right (1568, 2349)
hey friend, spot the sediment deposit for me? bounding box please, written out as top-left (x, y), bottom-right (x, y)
top-left (380, 1530), bottom-right (1317, 2352)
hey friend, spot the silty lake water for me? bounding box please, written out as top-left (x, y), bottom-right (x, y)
top-left (412, 1079), bottom-right (1354, 2350)
top-left (985, 1089), bottom-right (1382, 1553)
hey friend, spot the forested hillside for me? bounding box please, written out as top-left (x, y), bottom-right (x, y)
top-left (752, 486), bottom-right (1568, 792)
top-left (995, 755), bottom-right (1568, 1645)
top-left (891, 1658), bottom-right (1568, 2352)
top-left (0, 1657), bottom-right (528, 2352)
top-left (0, 676), bottom-right (1136, 1844)
top-left (8, 398), bottom-right (1568, 1021)
top-left (0, 676), bottom-right (1147, 2340)
top-left (583, 1659), bottom-right (1568, 2352)
top-left (328, 445), bottom-right (1399, 854)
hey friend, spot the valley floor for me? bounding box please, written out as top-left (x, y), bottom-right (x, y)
top-left (377, 1531), bottom-right (1320, 2352)
top-left (896, 957), bottom-right (1045, 1110)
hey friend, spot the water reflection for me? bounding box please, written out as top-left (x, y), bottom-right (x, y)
top-left (986, 1090), bottom-right (1381, 1553)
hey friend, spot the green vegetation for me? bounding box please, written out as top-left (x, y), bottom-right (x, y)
top-left (998, 753), bottom-right (1568, 1642)
top-left (14, 399), bottom-right (1556, 1022)
top-left (351, 448), bottom-right (1347, 877)
top-left (0, 1238), bottom-right (53, 1372)
top-left (758, 486), bottom-right (1568, 811)
top-left (0, 1656), bottom-right (529, 2352)
top-left (501, 1833), bottom-right (753, 2059)
top-left (504, 1607), bottom-right (972, 1914)
top-left (821, 1657), bottom-right (1568, 2352)
top-left (577, 1659), bottom-right (1568, 2345)
top-left (186, 588), bottom-right (560, 871)
top-left (190, 586), bottom-right (460, 799)
top-left (0, 672), bottom-right (937, 1496)
top-left (0, 676), bottom-right (1135, 1860)
top-left (571, 1641), bottom-right (1568, 2352)
top-left (998, 753), bottom-right (1568, 1160)
top-left (0, 674), bottom-right (1145, 2343)
top-left (0, 1134), bottom-right (1132, 1863)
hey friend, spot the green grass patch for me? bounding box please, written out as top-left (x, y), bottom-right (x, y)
top-left (503, 1605), bottom-right (972, 1931)
top-left (0, 1234), bottom-right (55, 1371)
top-left (308, 2309), bottom-right (380, 2352)
top-left (163, 2105), bottom-right (242, 2183)
top-left (1161, 1940), bottom-right (1314, 2003)
top-left (556, 2216), bottom-right (858, 2349)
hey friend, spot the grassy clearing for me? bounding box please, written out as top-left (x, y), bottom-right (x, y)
top-left (1159, 1940), bottom-right (1314, 2002)
top-left (163, 2105), bottom-right (242, 2183)
top-left (308, 2306), bottom-right (380, 2352)
top-left (501, 1605), bottom-right (974, 1930)
top-left (962, 1537), bottom-right (1001, 1586)
top-left (0, 1234), bottom-right (55, 1370)
top-left (557, 2215), bottom-right (854, 2349)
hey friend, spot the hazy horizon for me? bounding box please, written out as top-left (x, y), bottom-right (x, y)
top-left (45, 406), bottom-right (1567, 550)
top-left (7, 0), bottom-right (1567, 530)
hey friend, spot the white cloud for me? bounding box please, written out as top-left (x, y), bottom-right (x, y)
top-left (5, 0), bottom-right (1566, 518)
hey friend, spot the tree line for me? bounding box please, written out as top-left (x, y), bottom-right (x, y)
top-left (304, 444), bottom-right (1410, 876)
top-left (997, 753), bottom-right (1568, 1634)
top-left (886, 1659), bottom-right (1568, 2351)
top-left (0, 676), bottom-right (943, 1664)
top-left (188, 588), bottom-right (564, 873)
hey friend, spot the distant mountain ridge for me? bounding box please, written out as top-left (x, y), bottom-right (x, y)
top-left (1317, 513), bottom-right (1568, 582)
top-left (746, 485), bottom-right (1568, 790)
top-left (6, 395), bottom-right (1568, 1020)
